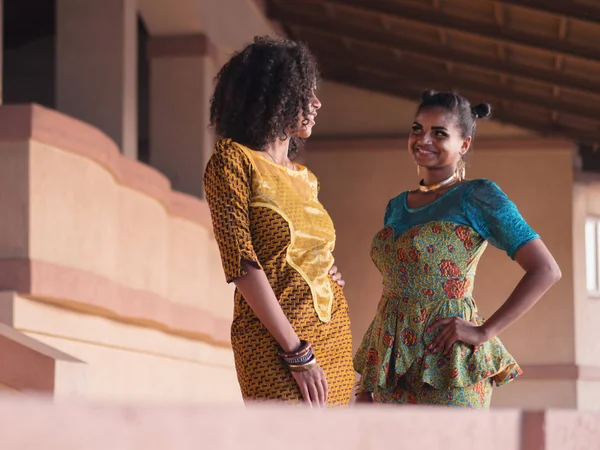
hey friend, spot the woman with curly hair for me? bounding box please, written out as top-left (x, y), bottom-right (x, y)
top-left (353, 90), bottom-right (561, 408)
top-left (203, 36), bottom-right (354, 406)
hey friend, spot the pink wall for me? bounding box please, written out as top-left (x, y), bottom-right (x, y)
top-left (1, 395), bottom-right (599, 449)
top-left (571, 179), bottom-right (600, 407)
top-left (0, 104), bottom-right (240, 402)
top-left (0, 322), bottom-right (85, 396)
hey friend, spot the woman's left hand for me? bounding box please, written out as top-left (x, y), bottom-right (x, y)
top-left (329, 264), bottom-right (345, 288)
top-left (428, 317), bottom-right (489, 356)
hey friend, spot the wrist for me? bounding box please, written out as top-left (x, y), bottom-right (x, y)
top-left (479, 322), bottom-right (496, 342)
top-left (279, 340), bottom-right (316, 372)
top-left (280, 337), bottom-right (302, 354)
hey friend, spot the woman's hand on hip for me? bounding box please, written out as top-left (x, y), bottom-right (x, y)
top-left (291, 363), bottom-right (328, 407)
top-left (428, 317), bottom-right (489, 356)
top-left (329, 263), bottom-right (345, 288)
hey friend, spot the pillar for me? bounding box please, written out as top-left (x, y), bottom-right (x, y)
top-left (56, 0), bottom-right (138, 159)
top-left (0, 0), bottom-right (3, 104)
top-left (147, 34), bottom-right (217, 198)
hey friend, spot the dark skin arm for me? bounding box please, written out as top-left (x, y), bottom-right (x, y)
top-left (429, 239), bottom-right (561, 355)
top-left (233, 261), bottom-right (345, 406)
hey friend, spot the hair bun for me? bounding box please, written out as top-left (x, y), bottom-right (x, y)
top-left (471, 103), bottom-right (492, 119)
top-left (421, 89), bottom-right (438, 102)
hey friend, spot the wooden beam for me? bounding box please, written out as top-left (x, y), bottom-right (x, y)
top-left (310, 46), bottom-right (600, 120)
top-left (316, 0), bottom-right (600, 63)
top-left (493, 0), bottom-right (600, 25)
top-left (493, 2), bottom-right (510, 112)
top-left (320, 63), bottom-right (600, 145)
top-left (271, 6), bottom-right (600, 96)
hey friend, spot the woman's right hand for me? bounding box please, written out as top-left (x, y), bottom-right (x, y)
top-left (290, 363), bottom-right (328, 407)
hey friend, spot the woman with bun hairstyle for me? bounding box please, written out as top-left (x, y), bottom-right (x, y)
top-left (353, 90), bottom-right (561, 408)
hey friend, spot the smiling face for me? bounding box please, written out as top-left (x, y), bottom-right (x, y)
top-left (408, 107), bottom-right (471, 172)
top-left (295, 89), bottom-right (322, 139)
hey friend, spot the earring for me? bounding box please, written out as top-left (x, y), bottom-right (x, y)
top-left (417, 165), bottom-right (421, 177)
top-left (456, 159), bottom-right (466, 181)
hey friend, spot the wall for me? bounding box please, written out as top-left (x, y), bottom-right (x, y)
top-left (0, 0), bottom-right (591, 409)
top-left (140, 0), bottom-right (280, 66)
top-left (307, 136), bottom-right (576, 408)
top-left (573, 181), bottom-right (600, 367)
top-left (572, 179), bottom-right (600, 408)
top-left (2, 293), bottom-right (237, 402)
top-left (0, 104), bottom-right (240, 402)
top-left (313, 81), bottom-right (537, 138)
top-left (2, 396), bottom-right (600, 450)
top-left (0, 320), bottom-right (86, 397)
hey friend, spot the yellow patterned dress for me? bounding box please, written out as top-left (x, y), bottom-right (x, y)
top-left (204, 139), bottom-right (354, 405)
top-left (354, 180), bottom-right (539, 408)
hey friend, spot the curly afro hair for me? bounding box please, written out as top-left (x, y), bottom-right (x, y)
top-left (209, 35), bottom-right (320, 158)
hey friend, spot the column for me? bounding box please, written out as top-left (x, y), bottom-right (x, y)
top-left (0, 0), bottom-right (3, 104)
top-left (56, 0), bottom-right (138, 159)
top-left (147, 34), bottom-right (217, 198)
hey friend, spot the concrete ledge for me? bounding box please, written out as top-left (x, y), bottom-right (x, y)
top-left (0, 104), bottom-right (212, 231)
top-left (546, 410), bottom-right (600, 450)
top-left (0, 324), bottom-right (85, 396)
top-left (0, 104), bottom-right (232, 347)
top-left (0, 397), bottom-right (598, 449)
top-left (0, 398), bottom-right (521, 449)
top-left (0, 257), bottom-right (231, 345)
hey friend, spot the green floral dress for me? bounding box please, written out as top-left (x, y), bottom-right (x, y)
top-left (354, 179), bottom-right (539, 408)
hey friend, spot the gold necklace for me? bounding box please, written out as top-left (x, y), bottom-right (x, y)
top-left (418, 173), bottom-right (458, 193)
top-left (265, 151), bottom-right (294, 170)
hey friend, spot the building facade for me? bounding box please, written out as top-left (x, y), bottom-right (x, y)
top-left (0, 0), bottom-right (599, 409)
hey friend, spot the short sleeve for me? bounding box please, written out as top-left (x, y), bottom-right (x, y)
top-left (383, 194), bottom-right (404, 228)
top-left (466, 179), bottom-right (539, 259)
top-left (203, 139), bottom-right (262, 282)
top-left (384, 200), bottom-right (393, 226)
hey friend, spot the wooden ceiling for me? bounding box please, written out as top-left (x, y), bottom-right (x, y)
top-left (267, 0), bottom-right (600, 151)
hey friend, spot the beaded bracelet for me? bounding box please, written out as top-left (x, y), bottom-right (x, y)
top-left (279, 340), bottom-right (312, 363)
top-left (285, 352), bottom-right (313, 365)
top-left (287, 355), bottom-right (317, 372)
top-left (280, 340), bottom-right (316, 371)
